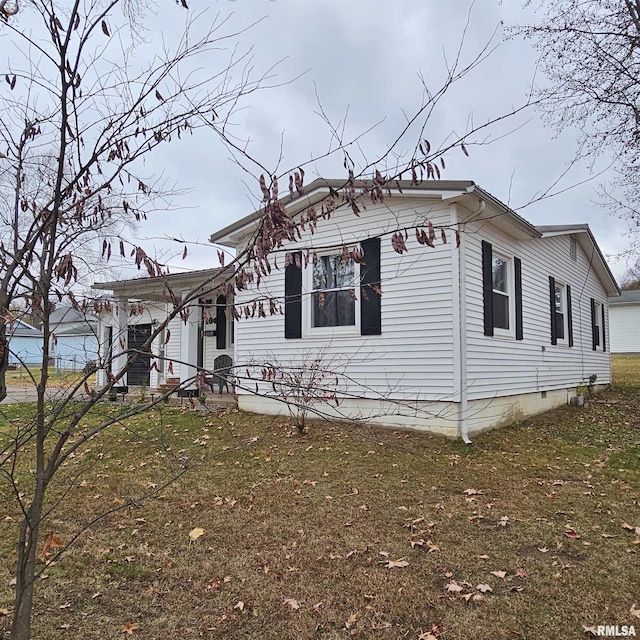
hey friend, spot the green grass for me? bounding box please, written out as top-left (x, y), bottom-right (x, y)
top-left (0, 356), bottom-right (639, 639)
top-left (5, 366), bottom-right (96, 388)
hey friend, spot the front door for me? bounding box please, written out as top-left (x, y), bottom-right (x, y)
top-left (127, 324), bottom-right (151, 386)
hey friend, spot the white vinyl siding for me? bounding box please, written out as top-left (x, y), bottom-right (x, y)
top-left (609, 304), bottom-right (640, 352)
top-left (463, 223), bottom-right (611, 400)
top-left (233, 197), bottom-right (457, 401)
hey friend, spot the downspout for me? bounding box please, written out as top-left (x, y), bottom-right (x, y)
top-left (458, 197), bottom-right (485, 444)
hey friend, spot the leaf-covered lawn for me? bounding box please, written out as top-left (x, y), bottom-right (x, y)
top-left (1, 356), bottom-right (639, 639)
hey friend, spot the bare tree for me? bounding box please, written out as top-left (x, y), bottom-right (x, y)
top-left (620, 261), bottom-right (640, 289)
top-left (513, 0), bottom-right (640, 246)
top-left (0, 2), bottom-right (279, 637)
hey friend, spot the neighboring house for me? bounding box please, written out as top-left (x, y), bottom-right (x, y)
top-left (92, 269), bottom-right (234, 390)
top-left (49, 305), bottom-right (99, 370)
top-left (207, 179), bottom-right (619, 439)
top-left (608, 289), bottom-right (640, 353)
top-left (7, 319), bottom-right (43, 367)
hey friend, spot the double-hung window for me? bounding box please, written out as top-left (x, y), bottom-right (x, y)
top-left (492, 254), bottom-right (511, 331)
top-left (482, 240), bottom-right (523, 339)
top-left (549, 277), bottom-right (573, 346)
top-left (283, 239), bottom-right (382, 339)
top-left (554, 283), bottom-right (566, 341)
top-left (591, 299), bottom-right (606, 351)
top-left (311, 254), bottom-right (357, 329)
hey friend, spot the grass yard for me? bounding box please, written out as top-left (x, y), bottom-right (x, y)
top-left (0, 356), bottom-right (639, 639)
top-left (4, 367), bottom-right (96, 388)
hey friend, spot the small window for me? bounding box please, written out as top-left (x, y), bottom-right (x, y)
top-left (594, 302), bottom-right (601, 347)
top-left (554, 283), bottom-right (566, 340)
top-left (311, 254), bottom-right (357, 328)
top-left (492, 255), bottom-right (510, 331)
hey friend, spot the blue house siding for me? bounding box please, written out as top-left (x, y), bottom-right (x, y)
top-left (53, 334), bottom-right (99, 369)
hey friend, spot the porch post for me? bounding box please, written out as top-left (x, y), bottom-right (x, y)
top-left (179, 292), bottom-right (199, 390)
top-left (149, 324), bottom-right (162, 390)
top-left (111, 297), bottom-right (129, 386)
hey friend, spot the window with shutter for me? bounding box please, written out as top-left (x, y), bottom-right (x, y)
top-left (482, 240), bottom-right (522, 339)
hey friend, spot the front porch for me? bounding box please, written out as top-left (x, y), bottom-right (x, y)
top-left (91, 268), bottom-right (234, 396)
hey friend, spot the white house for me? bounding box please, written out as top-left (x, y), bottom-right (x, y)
top-left (608, 290), bottom-right (640, 353)
top-left (208, 179), bottom-right (619, 440)
top-left (92, 268), bottom-right (234, 392)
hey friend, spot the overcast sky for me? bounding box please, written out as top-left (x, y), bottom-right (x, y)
top-left (10, 0), bottom-right (632, 280)
top-left (131, 0), bottom-right (631, 279)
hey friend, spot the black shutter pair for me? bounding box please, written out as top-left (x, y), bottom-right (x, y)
top-left (549, 277), bottom-right (573, 347)
top-left (284, 238), bottom-right (382, 339)
top-left (481, 240), bottom-right (523, 339)
top-left (590, 298), bottom-right (607, 352)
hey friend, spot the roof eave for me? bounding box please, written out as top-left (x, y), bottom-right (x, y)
top-left (208, 178), bottom-right (480, 248)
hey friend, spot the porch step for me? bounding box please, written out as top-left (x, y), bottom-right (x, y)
top-left (158, 377), bottom-right (180, 392)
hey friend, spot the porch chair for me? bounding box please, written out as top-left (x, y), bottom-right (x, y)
top-left (209, 354), bottom-right (233, 394)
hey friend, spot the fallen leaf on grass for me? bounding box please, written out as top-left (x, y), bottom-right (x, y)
top-left (564, 529), bottom-right (580, 539)
top-left (476, 584), bottom-right (493, 593)
top-left (445, 582), bottom-right (463, 593)
top-left (205, 579), bottom-right (220, 591)
top-left (119, 621), bottom-right (139, 635)
top-left (463, 488), bottom-right (480, 495)
top-left (460, 592), bottom-right (484, 602)
top-left (509, 585), bottom-right (525, 592)
top-left (344, 612), bottom-right (359, 628)
top-left (583, 625), bottom-right (598, 636)
top-left (385, 559), bottom-right (409, 569)
top-left (38, 532), bottom-right (64, 561)
top-left (234, 601), bottom-right (245, 611)
top-left (0, 609), bottom-right (11, 616)
top-left (417, 634), bottom-right (438, 640)
top-left (498, 516), bottom-right (510, 527)
top-left (283, 598), bottom-right (300, 610)
top-left (188, 527), bottom-right (204, 542)
top-left (622, 523), bottom-right (640, 536)
top-left (538, 547), bottom-right (549, 553)
top-left (490, 571), bottom-right (507, 579)
top-left (630, 604), bottom-right (640, 619)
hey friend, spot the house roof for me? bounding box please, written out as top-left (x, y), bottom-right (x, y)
top-left (207, 177), bottom-right (617, 297)
top-left (8, 319), bottom-right (43, 338)
top-left (609, 289), bottom-right (640, 305)
top-left (50, 305), bottom-right (98, 328)
top-left (536, 225), bottom-right (620, 297)
top-left (208, 178), bottom-right (541, 247)
top-left (92, 267), bottom-right (228, 302)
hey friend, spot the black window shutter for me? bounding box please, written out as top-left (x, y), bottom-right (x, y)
top-left (590, 298), bottom-right (597, 351)
top-left (360, 237), bottom-right (382, 335)
top-left (482, 240), bottom-right (494, 337)
top-left (284, 252), bottom-right (302, 339)
top-left (549, 276), bottom-right (557, 345)
top-left (215, 295), bottom-right (227, 350)
top-left (602, 304), bottom-right (606, 352)
top-left (566, 284), bottom-right (573, 347)
top-left (514, 257), bottom-right (523, 341)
